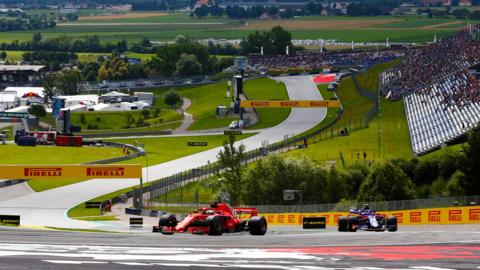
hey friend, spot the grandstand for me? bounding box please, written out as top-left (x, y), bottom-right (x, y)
top-left (248, 50), bottom-right (404, 70)
top-left (404, 70), bottom-right (480, 155)
top-left (381, 25), bottom-right (480, 155)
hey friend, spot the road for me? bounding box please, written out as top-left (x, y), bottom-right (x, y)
top-left (0, 225), bottom-right (478, 270)
top-left (0, 75), bottom-right (327, 229)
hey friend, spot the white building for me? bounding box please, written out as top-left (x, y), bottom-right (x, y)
top-left (0, 91), bottom-right (18, 111)
top-left (4, 87), bottom-right (44, 105)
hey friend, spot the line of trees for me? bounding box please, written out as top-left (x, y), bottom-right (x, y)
top-left (22, 51), bottom-right (78, 71)
top-left (346, 0), bottom-right (400, 16)
top-left (146, 35), bottom-right (234, 78)
top-left (0, 12), bottom-right (56, 32)
top-left (218, 127), bottom-right (480, 206)
top-left (192, 1), bottom-right (323, 19)
top-left (418, 7), bottom-right (480, 20)
top-left (0, 34), bottom-right (130, 53)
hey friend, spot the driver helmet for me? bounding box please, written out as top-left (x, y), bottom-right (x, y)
top-left (205, 209), bottom-right (215, 215)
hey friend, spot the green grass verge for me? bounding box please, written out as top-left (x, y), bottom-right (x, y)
top-left (284, 61), bottom-right (412, 167)
top-left (68, 185), bottom-right (140, 218)
top-left (150, 81), bottom-right (239, 131)
top-left (0, 144), bottom-right (123, 165)
top-left (110, 133), bottom-right (254, 167)
top-left (43, 110), bottom-right (181, 132)
top-left (243, 78), bottom-right (291, 130)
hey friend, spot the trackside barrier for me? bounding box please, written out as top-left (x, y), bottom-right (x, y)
top-left (263, 206), bottom-right (480, 226)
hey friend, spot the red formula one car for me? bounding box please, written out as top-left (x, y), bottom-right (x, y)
top-left (152, 202), bottom-right (267, 236)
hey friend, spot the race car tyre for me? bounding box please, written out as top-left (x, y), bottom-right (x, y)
top-left (159, 214), bottom-right (178, 227)
top-left (206, 215), bottom-right (223, 236)
top-left (160, 227), bottom-right (175, 235)
top-left (249, 216), bottom-right (267, 236)
top-left (338, 216), bottom-right (348, 232)
top-left (386, 216), bottom-right (398, 232)
top-left (348, 216), bottom-right (358, 232)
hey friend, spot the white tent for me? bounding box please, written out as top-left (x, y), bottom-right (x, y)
top-left (101, 91), bottom-right (129, 97)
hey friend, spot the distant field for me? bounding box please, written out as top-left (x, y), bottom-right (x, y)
top-left (0, 14), bottom-right (466, 44)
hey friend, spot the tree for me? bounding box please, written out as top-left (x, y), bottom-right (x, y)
top-left (240, 26), bottom-right (293, 55)
top-left (270, 25), bottom-right (294, 55)
top-left (97, 65), bottom-right (108, 81)
top-left (32, 32), bottom-right (42, 48)
top-left (0, 51), bottom-right (6, 60)
top-left (325, 166), bottom-right (347, 203)
top-left (28, 104), bottom-right (46, 121)
top-left (267, 6), bottom-right (279, 16)
top-left (56, 69), bottom-right (82, 95)
top-left (164, 89), bottom-right (181, 107)
top-left (175, 35), bottom-right (190, 44)
top-left (175, 53), bottom-right (203, 76)
top-left (217, 134), bottom-right (245, 205)
top-left (194, 5), bottom-right (209, 17)
top-left (42, 73), bottom-right (57, 103)
top-left (357, 162), bottom-right (416, 202)
top-left (459, 127), bottom-right (480, 195)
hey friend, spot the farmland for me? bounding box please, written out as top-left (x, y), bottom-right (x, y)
top-left (0, 13), bottom-right (474, 44)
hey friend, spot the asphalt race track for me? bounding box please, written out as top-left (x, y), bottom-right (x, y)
top-left (0, 225), bottom-right (479, 269)
top-left (0, 75), bottom-right (326, 229)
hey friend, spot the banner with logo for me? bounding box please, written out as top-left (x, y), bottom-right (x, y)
top-left (0, 165), bottom-right (142, 180)
top-left (240, 100), bottom-right (341, 108)
top-left (262, 206), bottom-right (480, 226)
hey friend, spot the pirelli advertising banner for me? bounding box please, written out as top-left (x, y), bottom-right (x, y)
top-left (240, 100), bottom-right (341, 108)
top-left (262, 206), bottom-right (480, 226)
top-left (0, 164), bottom-right (142, 180)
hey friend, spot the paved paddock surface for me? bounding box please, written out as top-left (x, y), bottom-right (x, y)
top-left (0, 225), bottom-right (478, 269)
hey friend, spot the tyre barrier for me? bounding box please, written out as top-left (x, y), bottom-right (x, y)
top-left (263, 206), bottom-right (480, 226)
top-left (83, 141), bottom-right (145, 165)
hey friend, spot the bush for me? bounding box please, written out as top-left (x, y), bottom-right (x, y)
top-left (86, 123), bottom-right (99, 130)
top-left (413, 158), bottom-right (439, 185)
top-left (165, 89), bottom-right (181, 107)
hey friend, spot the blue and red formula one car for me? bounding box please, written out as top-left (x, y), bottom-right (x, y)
top-left (338, 206), bottom-right (398, 232)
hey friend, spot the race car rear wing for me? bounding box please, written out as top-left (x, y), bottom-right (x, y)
top-left (234, 207), bottom-right (258, 216)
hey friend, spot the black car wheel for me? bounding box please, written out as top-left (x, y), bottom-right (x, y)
top-left (386, 216), bottom-right (398, 232)
top-left (159, 214), bottom-right (178, 227)
top-left (348, 216), bottom-right (358, 232)
top-left (206, 216), bottom-right (223, 236)
top-left (338, 216), bottom-right (348, 232)
top-left (249, 216), bottom-right (267, 235)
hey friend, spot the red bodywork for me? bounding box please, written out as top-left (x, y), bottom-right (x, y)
top-left (154, 203), bottom-right (259, 234)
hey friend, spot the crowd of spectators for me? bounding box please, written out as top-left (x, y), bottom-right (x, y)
top-left (248, 50), bottom-right (404, 70)
top-left (381, 26), bottom-right (480, 107)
